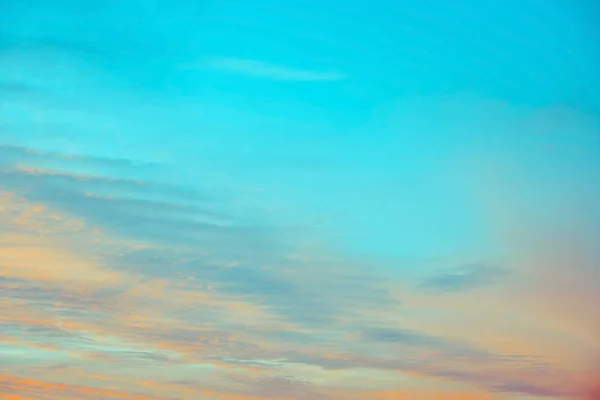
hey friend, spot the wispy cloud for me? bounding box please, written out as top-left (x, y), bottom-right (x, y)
top-left (418, 263), bottom-right (508, 293)
top-left (199, 56), bottom-right (346, 82)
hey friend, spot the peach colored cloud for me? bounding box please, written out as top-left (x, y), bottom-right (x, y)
top-left (0, 193), bottom-right (121, 285)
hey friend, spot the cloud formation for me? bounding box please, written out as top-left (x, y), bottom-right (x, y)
top-left (3, 141), bottom-right (595, 399)
top-left (1, 1), bottom-right (599, 399)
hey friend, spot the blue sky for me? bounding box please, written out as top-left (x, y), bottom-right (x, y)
top-left (1, 0), bottom-right (600, 399)
top-left (4, 0), bottom-right (598, 261)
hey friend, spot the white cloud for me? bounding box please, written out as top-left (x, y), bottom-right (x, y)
top-left (197, 56), bottom-right (346, 82)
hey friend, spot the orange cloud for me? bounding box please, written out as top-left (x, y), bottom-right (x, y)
top-left (0, 375), bottom-right (162, 400)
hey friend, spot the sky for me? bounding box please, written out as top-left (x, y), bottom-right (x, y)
top-left (1, 0), bottom-right (599, 399)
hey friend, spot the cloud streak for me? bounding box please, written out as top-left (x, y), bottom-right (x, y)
top-left (199, 57), bottom-right (346, 82)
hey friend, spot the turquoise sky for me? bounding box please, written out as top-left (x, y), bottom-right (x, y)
top-left (1, 0), bottom-right (599, 399)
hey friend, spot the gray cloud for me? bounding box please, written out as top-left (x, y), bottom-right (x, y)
top-left (361, 327), bottom-right (444, 346)
top-left (419, 263), bottom-right (508, 293)
top-left (0, 148), bottom-right (257, 253)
